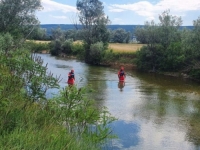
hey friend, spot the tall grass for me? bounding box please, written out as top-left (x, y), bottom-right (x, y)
top-left (0, 87), bottom-right (111, 150)
top-left (0, 35), bottom-right (115, 149)
top-left (0, 82), bottom-right (115, 149)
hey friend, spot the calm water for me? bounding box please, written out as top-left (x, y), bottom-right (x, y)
top-left (39, 54), bottom-right (200, 150)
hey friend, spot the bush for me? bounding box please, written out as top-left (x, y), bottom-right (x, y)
top-left (49, 86), bottom-right (116, 145)
top-left (189, 69), bottom-right (200, 80)
top-left (89, 42), bottom-right (105, 65)
top-left (72, 42), bottom-right (85, 59)
top-left (135, 44), bottom-right (165, 71)
top-left (62, 39), bottom-right (73, 54)
top-left (49, 39), bottom-right (62, 56)
top-left (0, 33), bottom-right (114, 150)
top-left (25, 41), bottom-right (50, 53)
top-left (160, 42), bottom-right (185, 71)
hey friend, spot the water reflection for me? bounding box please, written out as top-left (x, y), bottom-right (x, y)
top-left (84, 66), bottom-right (108, 109)
top-left (118, 81), bottom-right (125, 92)
top-left (105, 120), bottom-right (140, 150)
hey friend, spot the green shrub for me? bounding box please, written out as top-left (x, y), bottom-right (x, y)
top-left (189, 69), bottom-right (200, 80)
top-left (72, 42), bottom-right (85, 57)
top-left (25, 41), bottom-right (50, 53)
top-left (50, 86), bottom-right (116, 144)
top-left (89, 42), bottom-right (105, 65)
top-left (135, 45), bottom-right (165, 71)
top-left (49, 39), bottom-right (62, 56)
top-left (160, 42), bottom-right (185, 71)
top-left (62, 39), bottom-right (73, 54)
top-left (72, 43), bottom-right (84, 55)
top-left (0, 33), bottom-right (113, 149)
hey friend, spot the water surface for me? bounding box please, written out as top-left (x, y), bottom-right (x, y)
top-left (39, 54), bottom-right (200, 150)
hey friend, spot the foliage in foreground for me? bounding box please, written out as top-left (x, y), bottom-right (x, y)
top-left (0, 86), bottom-right (115, 150)
top-left (0, 0), bottom-right (42, 39)
top-left (0, 33), bottom-right (116, 149)
top-left (50, 86), bottom-right (116, 144)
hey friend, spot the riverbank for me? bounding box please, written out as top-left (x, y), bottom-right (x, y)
top-left (30, 40), bottom-right (198, 82)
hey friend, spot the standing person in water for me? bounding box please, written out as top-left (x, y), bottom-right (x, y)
top-left (118, 66), bottom-right (126, 81)
top-left (67, 69), bottom-right (75, 85)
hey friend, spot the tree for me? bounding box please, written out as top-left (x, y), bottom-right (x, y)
top-left (135, 26), bottom-right (148, 44)
top-left (89, 42), bottom-right (104, 65)
top-left (135, 21), bottom-right (162, 71)
top-left (192, 17), bottom-right (200, 58)
top-left (135, 10), bottom-right (184, 72)
top-left (29, 27), bottom-right (48, 40)
top-left (49, 27), bottom-right (66, 56)
top-left (50, 27), bottom-right (65, 41)
top-left (76, 0), bottom-right (110, 64)
top-left (158, 10), bottom-right (182, 49)
top-left (65, 29), bottom-right (83, 41)
top-left (0, 0), bottom-right (42, 39)
top-left (0, 33), bottom-right (60, 102)
top-left (181, 17), bottom-right (200, 78)
top-left (110, 28), bottom-right (130, 43)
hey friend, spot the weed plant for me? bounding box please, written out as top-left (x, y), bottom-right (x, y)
top-left (0, 33), bottom-right (116, 149)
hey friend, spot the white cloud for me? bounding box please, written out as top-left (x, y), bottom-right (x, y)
top-left (109, 8), bottom-right (124, 12)
top-left (109, 0), bottom-right (200, 21)
top-left (49, 15), bottom-right (68, 19)
top-left (41, 0), bottom-right (77, 13)
top-left (108, 6), bottom-right (124, 12)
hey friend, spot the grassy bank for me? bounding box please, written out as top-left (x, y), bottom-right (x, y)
top-left (27, 40), bottom-right (144, 69)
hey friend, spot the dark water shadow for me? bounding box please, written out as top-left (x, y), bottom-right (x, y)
top-left (118, 81), bottom-right (125, 92)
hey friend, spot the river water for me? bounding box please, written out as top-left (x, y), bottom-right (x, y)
top-left (39, 54), bottom-right (200, 150)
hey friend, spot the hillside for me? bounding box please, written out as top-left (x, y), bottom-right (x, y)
top-left (40, 24), bottom-right (194, 35)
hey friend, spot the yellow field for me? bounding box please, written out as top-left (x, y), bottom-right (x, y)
top-left (30, 40), bottom-right (144, 53)
top-left (108, 43), bottom-right (144, 53)
top-left (31, 40), bottom-right (50, 44)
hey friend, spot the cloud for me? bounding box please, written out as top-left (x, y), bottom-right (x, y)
top-left (49, 15), bottom-right (68, 19)
top-left (41, 0), bottom-right (77, 13)
top-left (109, 8), bottom-right (124, 12)
top-left (109, 0), bottom-right (200, 21)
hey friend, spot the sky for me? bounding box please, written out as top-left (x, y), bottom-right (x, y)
top-left (37, 0), bottom-right (200, 26)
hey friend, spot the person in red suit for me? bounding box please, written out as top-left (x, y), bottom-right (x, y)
top-left (118, 67), bottom-right (126, 81)
top-left (67, 69), bottom-right (75, 85)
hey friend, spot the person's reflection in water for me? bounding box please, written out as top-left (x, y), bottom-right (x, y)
top-left (118, 81), bottom-right (125, 91)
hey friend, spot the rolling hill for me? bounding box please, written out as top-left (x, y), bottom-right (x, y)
top-left (40, 24), bottom-right (194, 35)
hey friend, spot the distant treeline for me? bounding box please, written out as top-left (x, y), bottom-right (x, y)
top-left (40, 24), bottom-right (194, 35)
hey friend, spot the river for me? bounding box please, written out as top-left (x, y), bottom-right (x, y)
top-left (39, 54), bottom-right (200, 150)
